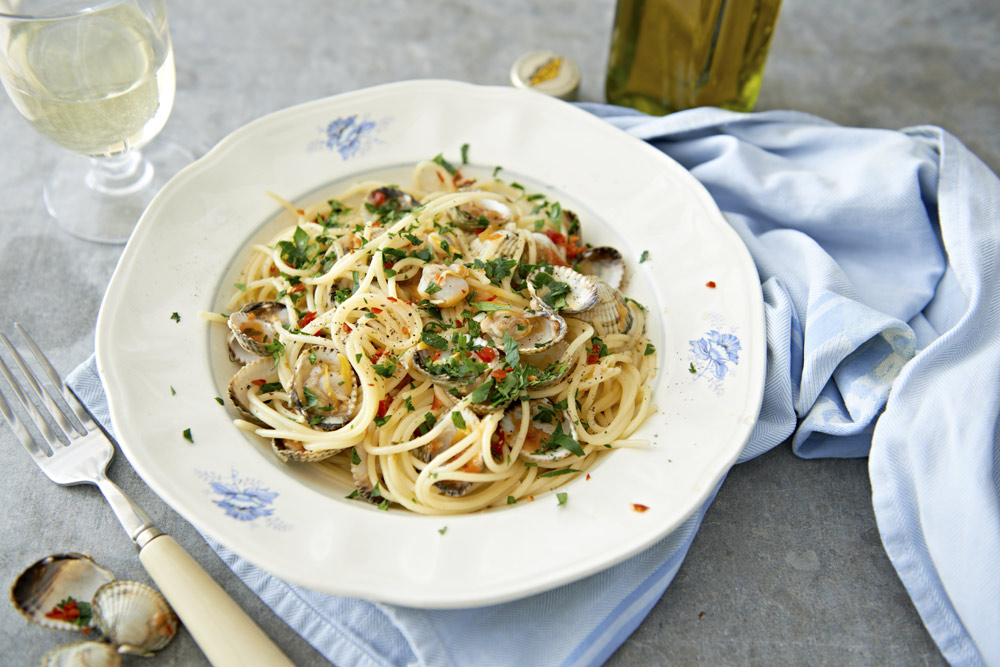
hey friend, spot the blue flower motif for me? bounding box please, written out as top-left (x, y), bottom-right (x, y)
top-left (690, 330), bottom-right (742, 380)
top-left (324, 115), bottom-right (378, 159)
top-left (209, 478), bottom-right (278, 522)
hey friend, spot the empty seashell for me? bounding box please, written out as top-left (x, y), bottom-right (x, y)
top-left (11, 553), bottom-right (114, 633)
top-left (39, 641), bottom-right (121, 667)
top-left (92, 580), bottom-right (178, 656)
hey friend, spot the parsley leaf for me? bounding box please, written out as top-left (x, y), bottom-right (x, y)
top-left (640, 250), bottom-right (650, 263)
top-left (452, 411), bottom-right (467, 429)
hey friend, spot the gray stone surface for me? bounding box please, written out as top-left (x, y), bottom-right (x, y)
top-left (1, 0), bottom-right (996, 664)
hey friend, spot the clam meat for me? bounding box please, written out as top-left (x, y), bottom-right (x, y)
top-left (362, 186), bottom-right (419, 225)
top-left (227, 301), bottom-right (290, 358)
top-left (289, 345), bottom-right (359, 431)
top-left (448, 194), bottom-right (512, 230)
top-left (469, 228), bottom-right (524, 263)
top-left (416, 263), bottom-right (470, 307)
top-left (479, 304), bottom-right (566, 354)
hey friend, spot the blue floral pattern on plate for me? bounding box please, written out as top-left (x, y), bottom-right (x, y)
top-left (196, 469), bottom-right (290, 530)
top-left (689, 327), bottom-right (742, 395)
top-left (316, 114), bottom-right (386, 159)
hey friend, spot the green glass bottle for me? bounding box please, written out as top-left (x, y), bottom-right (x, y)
top-left (606, 0), bottom-right (782, 115)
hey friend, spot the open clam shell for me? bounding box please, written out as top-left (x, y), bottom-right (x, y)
top-left (527, 266), bottom-right (599, 314)
top-left (362, 186), bottom-right (419, 224)
top-left (289, 345), bottom-right (359, 431)
top-left (495, 399), bottom-right (579, 463)
top-left (469, 228), bottom-right (525, 263)
top-left (479, 303), bottom-right (567, 354)
top-left (575, 246), bottom-right (626, 291)
top-left (227, 302), bottom-right (290, 358)
top-left (40, 641), bottom-right (121, 667)
top-left (228, 358), bottom-right (277, 427)
top-left (272, 437), bottom-right (339, 463)
top-left (573, 280), bottom-right (634, 336)
top-left (92, 580), bottom-right (178, 656)
top-left (448, 194), bottom-right (512, 230)
top-left (11, 553), bottom-right (114, 633)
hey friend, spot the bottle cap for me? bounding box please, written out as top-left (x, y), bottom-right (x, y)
top-left (509, 51), bottom-right (581, 101)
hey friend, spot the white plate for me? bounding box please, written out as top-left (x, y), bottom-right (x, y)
top-left (96, 80), bottom-right (765, 608)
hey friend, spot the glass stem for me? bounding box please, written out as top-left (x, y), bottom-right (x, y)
top-left (85, 149), bottom-right (154, 196)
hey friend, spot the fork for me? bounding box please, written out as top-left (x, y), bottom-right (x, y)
top-left (0, 325), bottom-right (294, 667)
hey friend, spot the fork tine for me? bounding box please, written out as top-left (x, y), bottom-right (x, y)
top-left (0, 353), bottom-right (60, 454)
top-left (0, 332), bottom-right (86, 441)
top-left (0, 380), bottom-right (50, 463)
top-left (14, 324), bottom-right (94, 434)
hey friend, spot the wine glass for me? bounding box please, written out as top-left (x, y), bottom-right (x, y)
top-left (0, 0), bottom-right (190, 243)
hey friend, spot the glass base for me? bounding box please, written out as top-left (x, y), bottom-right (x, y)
top-left (43, 139), bottom-right (194, 244)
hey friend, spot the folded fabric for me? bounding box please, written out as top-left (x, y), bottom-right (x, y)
top-left (70, 105), bottom-right (1000, 666)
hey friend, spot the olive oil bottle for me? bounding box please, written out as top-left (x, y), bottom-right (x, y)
top-left (606, 0), bottom-right (782, 115)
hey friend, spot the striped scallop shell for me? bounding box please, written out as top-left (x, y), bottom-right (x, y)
top-left (92, 581), bottom-right (178, 656)
top-left (39, 641), bottom-right (121, 667)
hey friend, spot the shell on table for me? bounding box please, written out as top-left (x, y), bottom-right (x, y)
top-left (39, 641), bottom-right (121, 667)
top-left (11, 553), bottom-right (114, 633)
top-left (91, 580), bottom-right (178, 656)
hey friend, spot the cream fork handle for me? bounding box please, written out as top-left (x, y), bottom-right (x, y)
top-left (138, 533), bottom-right (295, 667)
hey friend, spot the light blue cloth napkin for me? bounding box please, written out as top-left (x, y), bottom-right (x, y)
top-left (69, 105), bottom-right (1000, 666)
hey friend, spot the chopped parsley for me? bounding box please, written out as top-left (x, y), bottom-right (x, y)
top-left (640, 250), bottom-right (650, 263)
top-left (432, 153), bottom-right (456, 175)
top-left (276, 226), bottom-right (319, 269)
top-left (645, 343), bottom-right (656, 356)
top-left (538, 468), bottom-right (580, 478)
top-left (170, 312), bottom-right (181, 323)
top-left (451, 411), bottom-right (467, 429)
top-left (214, 396), bottom-right (224, 405)
top-left (557, 492), bottom-right (568, 506)
top-left (182, 428), bottom-right (193, 443)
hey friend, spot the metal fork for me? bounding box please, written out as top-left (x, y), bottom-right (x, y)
top-left (0, 324), bottom-right (293, 667)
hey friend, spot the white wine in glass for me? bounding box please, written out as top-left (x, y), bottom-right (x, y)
top-left (0, 0), bottom-right (190, 243)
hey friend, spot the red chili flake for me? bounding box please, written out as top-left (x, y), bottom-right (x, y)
top-left (370, 348), bottom-right (387, 363)
top-left (486, 294), bottom-right (497, 301)
top-left (370, 307), bottom-right (383, 314)
top-left (475, 347), bottom-right (497, 363)
top-left (387, 296), bottom-right (398, 302)
top-left (376, 397), bottom-right (392, 418)
top-left (371, 190), bottom-right (387, 206)
top-left (586, 474), bottom-right (591, 481)
top-left (491, 369), bottom-right (507, 380)
top-left (45, 599), bottom-right (80, 622)
top-left (631, 503), bottom-right (650, 513)
top-left (491, 429), bottom-right (506, 458)
top-left (706, 281), bottom-right (717, 288)
top-left (401, 326), bottom-right (410, 336)
top-left (343, 323), bottom-right (352, 333)
top-left (296, 208), bottom-right (305, 215)
top-left (432, 394), bottom-right (443, 410)
top-left (453, 318), bottom-right (464, 327)
top-left (431, 351), bottom-right (442, 361)
top-left (251, 379), bottom-right (266, 387)
top-left (543, 230), bottom-right (567, 246)
top-left (289, 283), bottom-right (306, 294)
top-left (297, 311), bottom-right (318, 328)
top-left (436, 172), bottom-right (445, 183)
top-left (587, 353), bottom-right (600, 365)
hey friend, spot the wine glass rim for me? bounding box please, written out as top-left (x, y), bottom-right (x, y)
top-left (0, 0), bottom-right (133, 21)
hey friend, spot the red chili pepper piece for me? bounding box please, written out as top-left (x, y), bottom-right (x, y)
top-left (475, 347), bottom-right (497, 363)
top-left (298, 311), bottom-right (318, 328)
top-left (706, 281), bottom-right (717, 288)
top-left (491, 369), bottom-right (507, 380)
top-left (376, 397), bottom-right (392, 418)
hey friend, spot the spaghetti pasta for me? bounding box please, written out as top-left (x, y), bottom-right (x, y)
top-left (218, 154), bottom-right (658, 515)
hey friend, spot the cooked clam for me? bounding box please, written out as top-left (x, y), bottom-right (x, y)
top-left (573, 280), bottom-right (634, 335)
top-left (413, 418), bottom-right (479, 497)
top-left (448, 194), bottom-right (512, 230)
top-left (11, 553), bottom-right (114, 633)
top-left (92, 580), bottom-right (178, 656)
top-left (227, 302), bottom-right (290, 358)
top-left (40, 641), bottom-right (121, 667)
top-left (575, 246), bottom-right (626, 291)
top-left (362, 186), bottom-right (419, 224)
top-left (519, 341), bottom-right (574, 389)
top-left (407, 342), bottom-right (494, 392)
top-left (469, 228), bottom-right (524, 263)
top-left (496, 399), bottom-right (580, 463)
top-left (417, 263), bottom-right (470, 307)
top-left (272, 437), bottom-right (338, 463)
top-left (289, 345), bottom-right (358, 431)
top-left (228, 358), bottom-right (276, 427)
top-left (527, 266), bottom-right (599, 314)
top-left (479, 303), bottom-right (566, 354)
